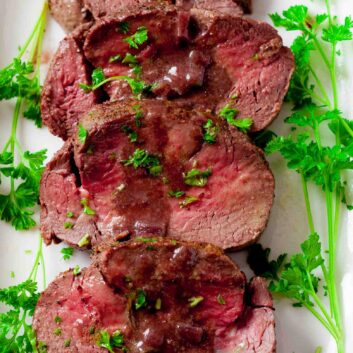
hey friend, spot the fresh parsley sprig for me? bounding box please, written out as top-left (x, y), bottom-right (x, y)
top-left (0, 1), bottom-right (48, 230)
top-left (0, 236), bottom-right (46, 352)
top-left (264, 3), bottom-right (353, 352)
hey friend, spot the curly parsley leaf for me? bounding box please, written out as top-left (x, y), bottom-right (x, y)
top-left (322, 16), bottom-right (353, 44)
top-left (123, 27), bottom-right (148, 49)
top-left (203, 119), bottom-right (219, 144)
top-left (122, 148), bottom-right (162, 176)
top-left (219, 104), bottom-right (253, 132)
top-left (183, 168), bottom-right (212, 187)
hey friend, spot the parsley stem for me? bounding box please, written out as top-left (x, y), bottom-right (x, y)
top-left (301, 176), bottom-right (315, 234)
top-left (309, 66), bottom-right (332, 108)
top-left (303, 302), bottom-right (339, 341)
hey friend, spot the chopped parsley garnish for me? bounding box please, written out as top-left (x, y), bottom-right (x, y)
top-left (78, 234), bottom-right (91, 248)
top-left (135, 289), bottom-right (147, 310)
top-left (61, 247), bottom-right (74, 261)
top-left (123, 26), bottom-right (148, 49)
top-left (203, 119), bottom-right (219, 144)
top-left (97, 329), bottom-right (125, 353)
top-left (122, 53), bottom-right (138, 65)
top-left (219, 104), bottom-right (253, 133)
top-left (217, 294), bottom-right (226, 305)
top-left (78, 124), bottom-right (88, 143)
top-left (133, 104), bottom-right (143, 127)
top-left (109, 54), bottom-right (122, 63)
top-left (73, 265), bottom-right (81, 276)
top-left (135, 237), bottom-right (158, 243)
top-left (66, 211), bottom-right (74, 218)
top-left (81, 198), bottom-right (96, 215)
top-left (64, 339), bottom-right (71, 347)
top-left (179, 195), bottom-right (198, 208)
top-left (64, 221), bottom-right (74, 229)
top-left (121, 125), bottom-right (138, 142)
top-left (168, 190), bottom-right (185, 198)
top-left (122, 149), bottom-right (162, 176)
top-left (54, 328), bottom-right (62, 336)
top-left (183, 168), bottom-right (212, 187)
top-left (38, 341), bottom-right (48, 353)
top-left (155, 298), bottom-right (162, 310)
top-left (54, 316), bottom-right (62, 324)
top-left (118, 22), bottom-right (129, 34)
top-left (188, 296), bottom-right (204, 308)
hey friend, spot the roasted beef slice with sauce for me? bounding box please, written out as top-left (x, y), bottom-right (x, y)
top-left (43, 8), bottom-right (294, 139)
top-left (49, 0), bottom-right (91, 32)
top-left (41, 24), bottom-right (101, 140)
top-left (33, 239), bottom-right (275, 353)
top-left (49, 0), bottom-right (251, 32)
top-left (40, 99), bottom-right (274, 250)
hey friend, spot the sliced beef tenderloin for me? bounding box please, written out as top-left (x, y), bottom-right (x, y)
top-left (83, 0), bottom-right (250, 19)
top-left (176, 0), bottom-right (247, 15)
top-left (33, 266), bottom-right (129, 352)
top-left (40, 99), bottom-right (274, 250)
top-left (40, 141), bottom-right (100, 246)
top-left (33, 239), bottom-right (275, 352)
top-left (82, 8), bottom-right (294, 132)
top-left (49, 0), bottom-right (91, 32)
top-left (41, 25), bottom-right (101, 140)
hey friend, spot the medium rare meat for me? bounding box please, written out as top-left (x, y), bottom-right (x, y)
top-left (49, 0), bottom-right (250, 33)
top-left (49, 0), bottom-right (91, 32)
top-left (40, 100), bottom-right (274, 250)
top-left (42, 8), bottom-right (294, 139)
top-left (41, 26), bottom-right (101, 139)
top-left (33, 239), bottom-right (275, 352)
top-left (82, 8), bottom-right (294, 131)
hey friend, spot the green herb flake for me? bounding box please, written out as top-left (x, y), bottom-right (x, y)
top-left (188, 296), bottom-right (204, 308)
top-left (203, 119), bottom-right (219, 144)
top-left (10, 271), bottom-right (15, 278)
top-left (81, 198), bottom-right (96, 215)
top-left (66, 211), bottom-right (74, 218)
top-left (123, 26), bottom-right (148, 49)
top-left (168, 190), bottom-right (185, 198)
top-left (78, 124), bottom-right (88, 143)
top-left (89, 326), bottom-right (96, 335)
top-left (217, 294), bottom-right (226, 305)
top-left (61, 247), bottom-right (74, 261)
top-left (96, 329), bottom-right (125, 352)
top-left (155, 298), bottom-right (162, 310)
top-left (64, 221), bottom-right (74, 229)
top-left (122, 53), bottom-right (138, 65)
top-left (64, 339), bottom-right (71, 348)
top-left (179, 195), bottom-right (199, 208)
top-left (135, 289), bottom-right (147, 310)
top-left (109, 54), bottom-right (122, 63)
top-left (121, 125), bottom-right (138, 142)
top-left (79, 67), bottom-right (106, 92)
top-left (135, 237), bottom-right (158, 243)
top-left (78, 234), bottom-right (91, 248)
top-left (38, 341), bottom-right (48, 353)
top-left (54, 328), bottom-right (62, 336)
top-left (219, 104), bottom-right (253, 133)
top-left (122, 148), bottom-right (162, 175)
top-left (183, 168), bottom-right (212, 187)
top-left (73, 265), bottom-right (81, 276)
top-left (54, 316), bottom-right (62, 324)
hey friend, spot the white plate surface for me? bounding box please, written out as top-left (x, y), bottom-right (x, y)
top-left (0, 0), bottom-right (352, 352)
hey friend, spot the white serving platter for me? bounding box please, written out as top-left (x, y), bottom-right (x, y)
top-left (0, 0), bottom-right (352, 352)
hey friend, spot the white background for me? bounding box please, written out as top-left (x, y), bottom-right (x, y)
top-left (0, 0), bottom-right (352, 352)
